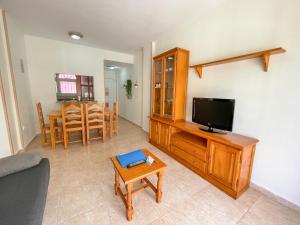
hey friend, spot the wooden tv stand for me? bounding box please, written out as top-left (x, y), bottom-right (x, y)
top-left (149, 117), bottom-right (259, 199)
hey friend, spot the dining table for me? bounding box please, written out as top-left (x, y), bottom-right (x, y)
top-left (49, 108), bottom-right (113, 149)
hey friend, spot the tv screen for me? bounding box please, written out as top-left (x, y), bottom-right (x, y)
top-left (192, 98), bottom-right (235, 132)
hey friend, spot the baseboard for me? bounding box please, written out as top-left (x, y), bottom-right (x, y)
top-left (118, 115), bottom-right (143, 129)
top-left (15, 135), bottom-right (36, 154)
top-left (251, 182), bottom-right (300, 213)
top-left (15, 148), bottom-right (25, 154)
top-left (24, 133), bottom-right (38, 150)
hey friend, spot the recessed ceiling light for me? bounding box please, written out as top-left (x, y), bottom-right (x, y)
top-left (106, 65), bottom-right (119, 70)
top-left (68, 31), bottom-right (83, 40)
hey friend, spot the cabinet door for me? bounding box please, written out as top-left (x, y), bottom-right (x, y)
top-left (149, 120), bottom-right (159, 145)
top-left (208, 141), bottom-right (240, 189)
top-left (159, 123), bottom-right (170, 150)
top-left (163, 54), bottom-right (175, 118)
top-left (153, 59), bottom-right (163, 115)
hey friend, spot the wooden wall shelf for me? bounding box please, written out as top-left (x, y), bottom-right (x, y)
top-left (190, 47), bottom-right (286, 78)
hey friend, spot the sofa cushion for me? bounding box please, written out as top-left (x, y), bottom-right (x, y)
top-left (0, 158), bottom-right (50, 225)
top-left (0, 152), bottom-right (42, 178)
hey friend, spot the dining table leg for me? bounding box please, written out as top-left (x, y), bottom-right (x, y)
top-left (49, 116), bottom-right (56, 149)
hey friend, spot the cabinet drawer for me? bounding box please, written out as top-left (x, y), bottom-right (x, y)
top-left (171, 137), bottom-right (207, 162)
top-left (171, 145), bottom-right (206, 173)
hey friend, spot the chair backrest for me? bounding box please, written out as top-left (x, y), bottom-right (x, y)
top-left (113, 101), bottom-right (118, 120)
top-left (85, 102), bottom-right (105, 128)
top-left (36, 102), bottom-right (46, 132)
top-left (61, 103), bottom-right (84, 131)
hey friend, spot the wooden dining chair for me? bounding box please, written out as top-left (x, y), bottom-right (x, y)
top-left (36, 102), bottom-right (50, 145)
top-left (61, 103), bottom-right (86, 149)
top-left (112, 101), bottom-right (119, 135)
top-left (36, 102), bottom-right (62, 146)
top-left (85, 102), bottom-right (106, 144)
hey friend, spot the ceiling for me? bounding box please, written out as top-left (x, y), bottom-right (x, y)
top-left (0, 0), bottom-right (225, 53)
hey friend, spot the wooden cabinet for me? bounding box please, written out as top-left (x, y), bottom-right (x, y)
top-left (149, 120), bottom-right (159, 145)
top-left (171, 145), bottom-right (207, 173)
top-left (150, 48), bottom-right (189, 162)
top-left (149, 48), bottom-right (258, 199)
top-left (208, 141), bottom-right (241, 190)
top-left (170, 132), bottom-right (207, 175)
top-left (149, 120), bottom-right (171, 152)
top-left (151, 48), bottom-right (189, 121)
top-left (149, 119), bottom-right (258, 199)
top-left (159, 123), bottom-right (171, 151)
top-left (153, 59), bottom-right (163, 115)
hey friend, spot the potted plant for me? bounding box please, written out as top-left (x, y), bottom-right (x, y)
top-left (123, 79), bottom-right (132, 99)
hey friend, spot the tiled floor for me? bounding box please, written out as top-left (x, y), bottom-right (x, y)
top-left (27, 118), bottom-right (300, 225)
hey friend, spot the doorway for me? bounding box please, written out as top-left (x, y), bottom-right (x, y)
top-left (104, 60), bottom-right (136, 123)
top-left (104, 71), bottom-right (117, 110)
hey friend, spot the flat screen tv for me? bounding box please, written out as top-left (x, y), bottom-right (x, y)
top-left (192, 98), bottom-right (235, 134)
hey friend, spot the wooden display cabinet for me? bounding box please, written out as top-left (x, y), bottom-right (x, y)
top-left (150, 47), bottom-right (189, 152)
top-left (151, 48), bottom-right (189, 121)
top-left (149, 47), bottom-right (258, 199)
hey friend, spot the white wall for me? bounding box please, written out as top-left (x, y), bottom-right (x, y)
top-left (117, 63), bottom-right (140, 126)
top-left (0, 10), bottom-right (13, 157)
top-left (0, 10), bottom-right (23, 153)
top-left (151, 0), bottom-right (300, 206)
top-left (6, 14), bottom-right (36, 147)
top-left (25, 35), bottom-right (134, 132)
top-left (117, 66), bottom-right (132, 119)
top-left (114, 50), bottom-right (143, 126)
top-left (132, 49), bottom-right (143, 126)
top-left (0, 72), bottom-right (12, 157)
top-left (141, 43), bottom-right (153, 132)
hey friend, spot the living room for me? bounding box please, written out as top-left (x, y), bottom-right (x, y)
top-left (0, 0), bottom-right (299, 225)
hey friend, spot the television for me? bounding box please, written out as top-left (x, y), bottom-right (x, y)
top-left (192, 98), bottom-right (235, 134)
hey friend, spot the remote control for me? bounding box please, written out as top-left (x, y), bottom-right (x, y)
top-left (146, 156), bottom-right (154, 165)
top-left (127, 160), bottom-right (146, 168)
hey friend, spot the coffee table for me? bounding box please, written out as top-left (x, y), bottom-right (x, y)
top-left (111, 149), bottom-right (167, 221)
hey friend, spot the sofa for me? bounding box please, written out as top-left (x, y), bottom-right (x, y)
top-left (0, 156), bottom-right (50, 225)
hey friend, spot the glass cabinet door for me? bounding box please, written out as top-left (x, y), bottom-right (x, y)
top-left (153, 59), bottom-right (163, 115)
top-left (163, 54), bottom-right (175, 117)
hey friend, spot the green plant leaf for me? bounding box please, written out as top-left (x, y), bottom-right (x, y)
top-left (124, 79), bottom-right (132, 99)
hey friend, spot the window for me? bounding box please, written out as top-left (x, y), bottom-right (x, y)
top-left (55, 73), bottom-right (94, 101)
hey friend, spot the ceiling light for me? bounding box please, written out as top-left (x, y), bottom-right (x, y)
top-left (106, 65), bottom-right (119, 70)
top-left (68, 31), bottom-right (83, 40)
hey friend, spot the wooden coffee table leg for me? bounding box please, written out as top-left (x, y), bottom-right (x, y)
top-left (156, 170), bottom-right (164, 203)
top-left (114, 169), bottom-right (120, 196)
top-left (126, 182), bottom-right (133, 221)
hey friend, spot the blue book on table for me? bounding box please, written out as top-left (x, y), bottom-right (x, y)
top-left (116, 150), bottom-right (146, 168)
